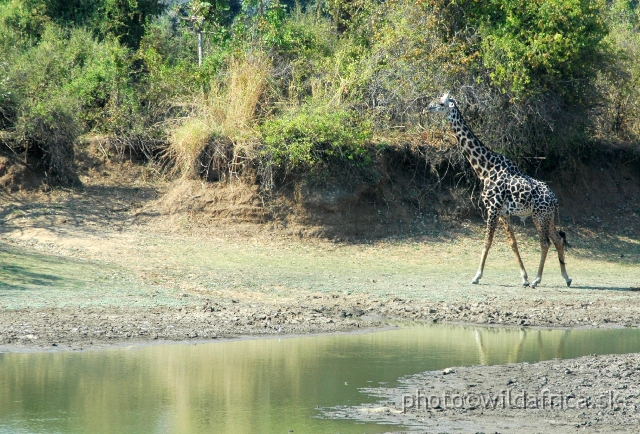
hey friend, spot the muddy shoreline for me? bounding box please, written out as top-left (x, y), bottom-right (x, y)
top-left (5, 303), bottom-right (640, 433)
top-left (2, 292), bottom-right (640, 351)
top-left (330, 352), bottom-right (640, 433)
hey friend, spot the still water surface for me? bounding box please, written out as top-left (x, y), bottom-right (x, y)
top-left (3, 324), bottom-right (640, 434)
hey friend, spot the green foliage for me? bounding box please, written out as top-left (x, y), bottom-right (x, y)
top-left (16, 93), bottom-right (81, 186)
top-left (386, 0), bottom-right (609, 100)
top-left (9, 24), bottom-right (130, 128)
top-left (1, 0), bottom-right (639, 189)
top-left (177, 0), bottom-right (231, 31)
top-left (593, 0), bottom-right (640, 141)
top-left (0, 0), bottom-right (50, 43)
top-left (475, 0), bottom-right (608, 98)
top-left (0, 0), bottom-right (164, 48)
top-left (96, 0), bottom-right (165, 48)
top-left (326, 0), bottom-right (376, 35)
top-left (261, 106), bottom-right (372, 174)
top-left (1, 23), bottom-right (132, 184)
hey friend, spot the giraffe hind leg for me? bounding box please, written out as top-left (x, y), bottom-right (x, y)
top-left (531, 217), bottom-right (551, 289)
top-left (551, 225), bottom-right (572, 287)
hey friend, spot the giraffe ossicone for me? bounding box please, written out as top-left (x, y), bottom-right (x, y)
top-left (426, 93), bottom-right (572, 288)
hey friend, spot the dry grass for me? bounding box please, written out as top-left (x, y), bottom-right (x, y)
top-left (166, 117), bottom-right (217, 178)
top-left (165, 54), bottom-right (271, 179)
top-left (224, 54), bottom-right (271, 132)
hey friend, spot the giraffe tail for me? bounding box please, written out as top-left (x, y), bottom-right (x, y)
top-left (555, 206), bottom-right (571, 249)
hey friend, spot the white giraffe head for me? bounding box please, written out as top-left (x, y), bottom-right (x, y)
top-left (426, 92), bottom-right (456, 113)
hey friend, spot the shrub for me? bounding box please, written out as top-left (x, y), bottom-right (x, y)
top-left (163, 52), bottom-right (270, 179)
top-left (5, 24), bottom-right (125, 185)
top-left (475, 0), bottom-right (608, 99)
top-left (350, 0), bottom-right (608, 170)
top-left (260, 106), bottom-right (372, 175)
top-left (0, 0), bottom-right (164, 48)
top-left (166, 117), bottom-right (218, 178)
top-left (0, 0), bottom-right (50, 43)
top-left (592, 0), bottom-right (640, 142)
top-left (15, 94), bottom-right (82, 186)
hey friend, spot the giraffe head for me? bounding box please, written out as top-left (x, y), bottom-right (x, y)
top-left (426, 92), bottom-right (456, 114)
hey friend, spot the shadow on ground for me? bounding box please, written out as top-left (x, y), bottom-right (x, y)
top-left (0, 184), bottom-right (160, 237)
top-left (0, 243), bottom-right (94, 291)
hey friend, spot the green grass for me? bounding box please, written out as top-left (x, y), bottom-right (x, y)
top-left (0, 243), bottom-right (173, 309)
top-left (1, 222), bottom-right (638, 312)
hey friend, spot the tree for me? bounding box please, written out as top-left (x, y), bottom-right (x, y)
top-left (181, 1), bottom-right (211, 67)
top-left (178, 0), bottom-right (229, 67)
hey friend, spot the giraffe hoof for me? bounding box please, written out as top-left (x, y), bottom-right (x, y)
top-left (471, 279), bottom-right (479, 285)
top-left (522, 282), bottom-right (530, 287)
top-left (566, 279), bottom-right (572, 287)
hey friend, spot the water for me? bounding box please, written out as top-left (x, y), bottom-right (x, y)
top-left (2, 324), bottom-right (640, 434)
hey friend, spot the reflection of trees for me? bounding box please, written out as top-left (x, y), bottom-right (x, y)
top-left (1, 326), bottom-right (638, 432)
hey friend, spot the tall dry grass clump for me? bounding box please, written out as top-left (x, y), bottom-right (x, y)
top-left (225, 54), bottom-right (270, 133)
top-left (167, 117), bottom-right (217, 178)
top-left (166, 53), bottom-right (271, 180)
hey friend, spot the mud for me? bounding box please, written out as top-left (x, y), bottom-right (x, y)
top-left (2, 292), bottom-right (640, 351)
top-left (330, 352), bottom-right (640, 433)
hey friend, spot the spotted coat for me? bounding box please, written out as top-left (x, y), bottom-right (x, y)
top-left (426, 93), bottom-right (571, 288)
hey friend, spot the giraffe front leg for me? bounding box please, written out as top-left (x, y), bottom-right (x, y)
top-left (500, 216), bottom-right (530, 287)
top-left (472, 213), bottom-right (498, 284)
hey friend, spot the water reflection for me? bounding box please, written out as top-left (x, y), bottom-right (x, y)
top-left (473, 328), bottom-right (576, 364)
top-left (2, 324), bottom-right (640, 434)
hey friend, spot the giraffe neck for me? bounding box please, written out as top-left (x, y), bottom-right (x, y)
top-left (448, 104), bottom-right (495, 181)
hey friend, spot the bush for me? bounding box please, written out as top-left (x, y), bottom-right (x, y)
top-left (2, 0), bottom-right (637, 192)
top-left (163, 52), bottom-right (270, 179)
top-left (0, 0), bottom-right (50, 44)
top-left (15, 95), bottom-right (81, 186)
top-left (260, 106), bottom-right (372, 175)
top-left (2, 24), bottom-right (132, 185)
top-left (475, 0), bottom-right (608, 99)
top-left (593, 0), bottom-right (640, 142)
top-left (166, 117), bottom-right (218, 178)
top-left (347, 0), bottom-right (609, 170)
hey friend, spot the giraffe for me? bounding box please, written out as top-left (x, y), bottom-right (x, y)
top-left (426, 93), bottom-right (571, 288)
